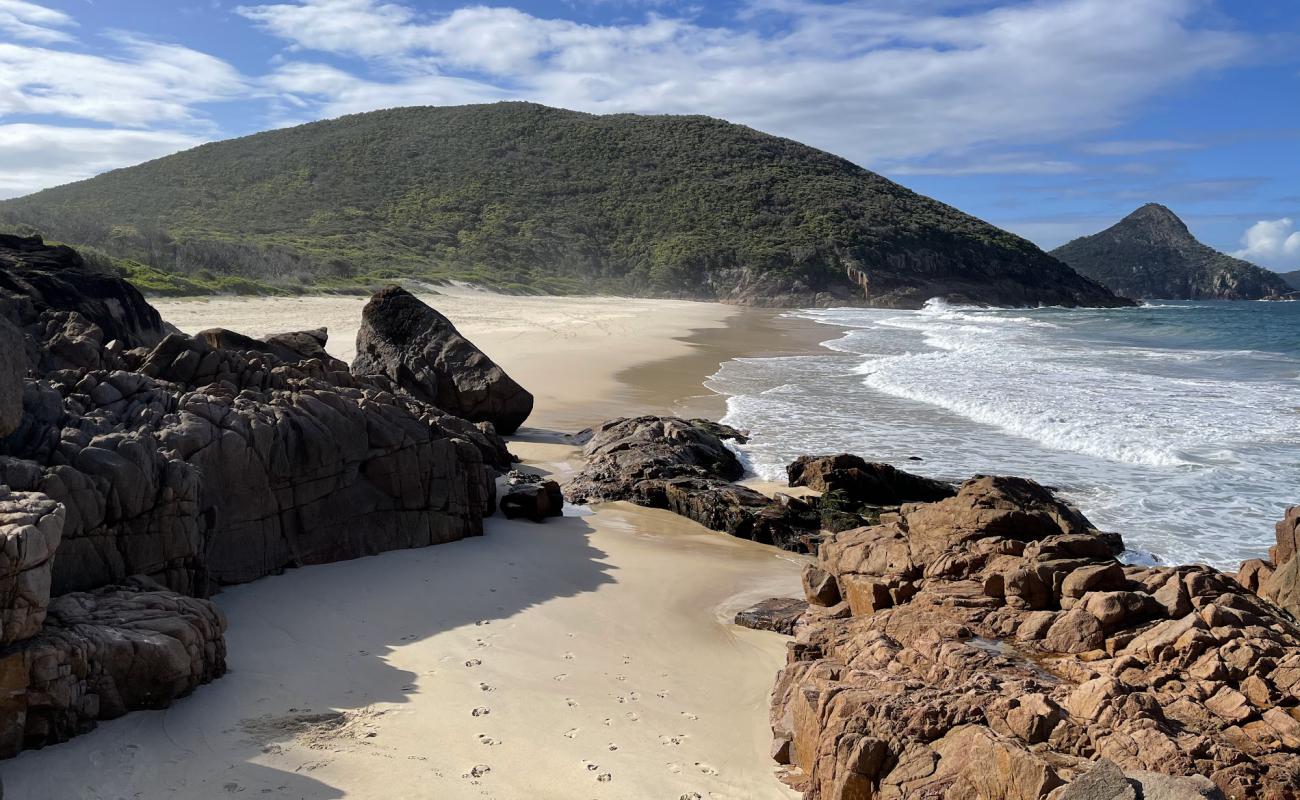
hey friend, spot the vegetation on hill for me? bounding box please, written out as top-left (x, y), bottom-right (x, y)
top-left (0, 102), bottom-right (1122, 307)
top-left (1051, 204), bottom-right (1292, 301)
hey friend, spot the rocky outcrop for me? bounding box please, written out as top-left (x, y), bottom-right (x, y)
top-left (352, 286), bottom-right (533, 434)
top-left (0, 577), bottom-right (226, 757)
top-left (1237, 506), bottom-right (1300, 621)
top-left (0, 234), bottom-right (169, 347)
top-left (1051, 205), bottom-right (1293, 301)
top-left (0, 242), bottom-right (520, 757)
top-left (736, 597), bottom-right (810, 635)
top-left (771, 476), bottom-right (1300, 799)
top-left (566, 416), bottom-right (828, 551)
top-left (787, 454), bottom-right (956, 505)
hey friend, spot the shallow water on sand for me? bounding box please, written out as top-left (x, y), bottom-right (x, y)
top-left (711, 299), bottom-right (1300, 569)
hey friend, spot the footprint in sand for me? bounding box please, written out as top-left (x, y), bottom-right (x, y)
top-left (478, 683), bottom-right (495, 692)
top-left (695, 762), bottom-right (719, 776)
top-left (597, 773), bottom-right (613, 782)
top-left (563, 652), bottom-right (575, 660)
top-left (680, 793), bottom-right (703, 800)
top-left (681, 711), bottom-right (698, 721)
top-left (465, 658), bottom-right (482, 667)
top-left (565, 697), bottom-right (579, 707)
top-left (656, 691), bottom-right (670, 699)
top-left (666, 762), bottom-right (683, 774)
top-left (475, 620), bottom-right (491, 626)
top-left (564, 728), bottom-right (579, 739)
top-left (472, 707), bottom-right (490, 717)
top-left (607, 743), bottom-right (619, 751)
top-left (477, 735), bottom-right (501, 746)
top-left (553, 673), bottom-right (568, 681)
top-left (582, 760), bottom-right (600, 772)
top-left (625, 712), bottom-right (640, 722)
top-left (467, 764), bottom-right (491, 779)
top-left (615, 674), bottom-right (627, 682)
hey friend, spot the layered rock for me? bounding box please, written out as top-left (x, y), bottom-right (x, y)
top-left (1237, 506), bottom-right (1300, 622)
top-left (772, 476), bottom-right (1300, 799)
top-left (0, 577), bottom-right (226, 757)
top-left (352, 286), bottom-right (533, 434)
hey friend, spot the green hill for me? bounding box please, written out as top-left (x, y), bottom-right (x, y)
top-left (0, 102), bottom-right (1125, 308)
top-left (1051, 204), bottom-right (1293, 301)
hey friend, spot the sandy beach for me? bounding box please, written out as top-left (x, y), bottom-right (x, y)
top-left (3, 289), bottom-right (826, 800)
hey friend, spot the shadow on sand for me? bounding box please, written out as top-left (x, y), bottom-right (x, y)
top-left (4, 510), bottom-right (614, 799)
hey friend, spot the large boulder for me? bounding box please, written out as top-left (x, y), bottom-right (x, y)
top-left (1241, 506), bottom-right (1300, 620)
top-left (772, 475), bottom-right (1300, 800)
top-left (351, 286), bottom-right (533, 434)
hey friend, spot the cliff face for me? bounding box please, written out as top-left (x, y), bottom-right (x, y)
top-left (1051, 204), bottom-right (1293, 301)
top-left (1, 102), bottom-right (1128, 310)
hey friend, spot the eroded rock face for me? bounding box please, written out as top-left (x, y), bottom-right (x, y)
top-left (352, 286), bottom-right (533, 434)
top-left (0, 578), bottom-right (226, 757)
top-left (0, 489), bottom-right (63, 645)
top-left (772, 476), bottom-right (1300, 800)
top-left (1240, 507), bottom-right (1300, 621)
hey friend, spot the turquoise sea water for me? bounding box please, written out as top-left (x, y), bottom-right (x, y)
top-left (710, 300), bottom-right (1300, 568)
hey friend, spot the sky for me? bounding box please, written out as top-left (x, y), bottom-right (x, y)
top-left (1, 0), bottom-right (1298, 269)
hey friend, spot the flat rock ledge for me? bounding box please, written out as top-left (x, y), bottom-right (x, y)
top-left (771, 475), bottom-right (1300, 799)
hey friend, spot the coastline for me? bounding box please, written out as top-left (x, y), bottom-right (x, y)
top-left (4, 292), bottom-right (814, 800)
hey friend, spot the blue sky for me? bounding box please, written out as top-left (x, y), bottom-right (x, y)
top-left (2, 0), bottom-right (1298, 268)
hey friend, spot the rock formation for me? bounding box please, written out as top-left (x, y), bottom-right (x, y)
top-left (787, 454), bottom-right (956, 505)
top-left (1051, 205), bottom-right (1293, 301)
top-left (1237, 506), bottom-right (1300, 622)
top-left (500, 480), bottom-right (564, 522)
top-left (566, 416), bottom-right (827, 551)
top-left (0, 236), bottom-right (517, 756)
top-left (352, 285), bottom-right (534, 434)
top-left (771, 475), bottom-right (1300, 799)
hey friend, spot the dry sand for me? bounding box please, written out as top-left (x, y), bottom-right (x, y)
top-left (4, 289), bottom-right (825, 799)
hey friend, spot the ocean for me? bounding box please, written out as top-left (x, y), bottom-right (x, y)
top-left (710, 300), bottom-right (1300, 569)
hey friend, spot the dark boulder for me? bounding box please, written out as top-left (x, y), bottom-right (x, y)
top-left (734, 597), bottom-right (808, 635)
top-left (351, 286), bottom-right (533, 434)
top-left (0, 234), bottom-right (169, 348)
top-left (500, 481), bottom-right (564, 522)
top-left (786, 453), bottom-right (956, 505)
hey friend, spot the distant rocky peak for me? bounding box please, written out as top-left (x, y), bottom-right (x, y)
top-left (1115, 203), bottom-right (1193, 241)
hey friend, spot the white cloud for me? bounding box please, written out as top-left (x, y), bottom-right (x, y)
top-left (0, 124), bottom-right (206, 198)
top-left (1234, 218), bottom-right (1300, 266)
top-left (1080, 139), bottom-right (1203, 156)
top-left (0, 37), bottom-right (245, 126)
top-left (0, 0), bottom-right (75, 44)
top-left (239, 0), bottom-right (1253, 168)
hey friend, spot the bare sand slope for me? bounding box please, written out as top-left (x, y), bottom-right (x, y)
top-left (3, 292), bottom-right (808, 799)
